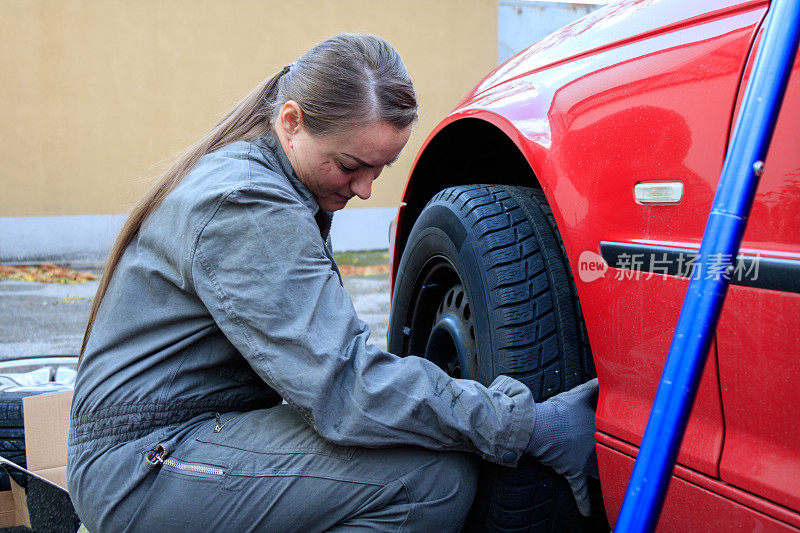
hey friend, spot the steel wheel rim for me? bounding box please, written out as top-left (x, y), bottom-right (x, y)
top-left (406, 257), bottom-right (478, 379)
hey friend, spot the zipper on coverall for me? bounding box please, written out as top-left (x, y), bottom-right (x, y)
top-left (145, 443), bottom-right (224, 476)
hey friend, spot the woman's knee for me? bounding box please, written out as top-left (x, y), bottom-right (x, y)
top-left (402, 450), bottom-right (479, 526)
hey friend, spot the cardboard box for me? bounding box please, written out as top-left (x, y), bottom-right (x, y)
top-left (0, 490), bottom-right (15, 527)
top-left (22, 391), bottom-right (71, 490)
top-left (0, 390), bottom-right (73, 529)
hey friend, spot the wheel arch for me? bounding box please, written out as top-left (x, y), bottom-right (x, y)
top-left (392, 113), bottom-right (597, 381)
top-left (394, 114), bottom-right (548, 282)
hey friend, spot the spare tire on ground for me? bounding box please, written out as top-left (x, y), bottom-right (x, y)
top-left (388, 184), bottom-right (607, 532)
top-left (0, 390), bottom-right (28, 490)
top-left (0, 356), bottom-right (78, 491)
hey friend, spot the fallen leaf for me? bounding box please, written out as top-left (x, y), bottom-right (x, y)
top-left (338, 264), bottom-right (390, 277)
top-left (0, 264), bottom-right (99, 284)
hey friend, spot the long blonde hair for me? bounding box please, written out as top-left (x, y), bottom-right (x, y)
top-left (79, 33), bottom-right (418, 361)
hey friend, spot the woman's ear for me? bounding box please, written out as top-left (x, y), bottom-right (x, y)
top-left (278, 100), bottom-right (304, 137)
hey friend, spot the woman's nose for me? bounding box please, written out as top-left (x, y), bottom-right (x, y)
top-left (351, 167), bottom-right (382, 200)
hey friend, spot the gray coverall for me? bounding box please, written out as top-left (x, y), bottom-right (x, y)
top-left (67, 135), bottom-right (537, 532)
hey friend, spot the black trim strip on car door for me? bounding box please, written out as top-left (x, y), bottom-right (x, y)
top-left (599, 241), bottom-right (800, 294)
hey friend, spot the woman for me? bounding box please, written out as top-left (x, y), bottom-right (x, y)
top-left (68, 33), bottom-right (597, 531)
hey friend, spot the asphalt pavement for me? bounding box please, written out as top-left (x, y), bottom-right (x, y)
top-left (0, 273), bottom-right (391, 360)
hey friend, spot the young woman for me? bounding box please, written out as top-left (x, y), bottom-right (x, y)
top-left (67, 33), bottom-right (598, 531)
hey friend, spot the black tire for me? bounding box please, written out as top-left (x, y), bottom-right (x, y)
top-left (0, 391), bottom-right (29, 491)
top-left (388, 184), bottom-right (606, 532)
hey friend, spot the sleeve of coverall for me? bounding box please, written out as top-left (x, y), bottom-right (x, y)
top-left (190, 180), bottom-right (536, 466)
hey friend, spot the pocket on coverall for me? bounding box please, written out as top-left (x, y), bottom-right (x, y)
top-left (194, 406), bottom-right (358, 462)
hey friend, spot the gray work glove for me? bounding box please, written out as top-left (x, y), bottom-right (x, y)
top-left (524, 378), bottom-right (599, 517)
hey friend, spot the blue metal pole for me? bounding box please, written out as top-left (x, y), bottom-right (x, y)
top-left (614, 2), bottom-right (800, 532)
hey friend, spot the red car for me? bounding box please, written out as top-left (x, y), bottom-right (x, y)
top-left (387, 0), bottom-right (800, 531)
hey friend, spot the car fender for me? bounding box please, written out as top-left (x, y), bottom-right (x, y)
top-left (394, 85), bottom-right (582, 301)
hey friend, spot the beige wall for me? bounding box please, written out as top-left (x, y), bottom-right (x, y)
top-left (1, 1), bottom-right (497, 217)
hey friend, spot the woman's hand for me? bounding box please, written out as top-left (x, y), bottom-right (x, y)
top-left (524, 378), bottom-right (599, 516)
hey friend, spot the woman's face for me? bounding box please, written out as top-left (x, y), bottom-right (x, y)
top-left (275, 102), bottom-right (412, 212)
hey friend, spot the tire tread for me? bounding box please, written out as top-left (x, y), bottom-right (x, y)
top-left (391, 184), bottom-right (603, 532)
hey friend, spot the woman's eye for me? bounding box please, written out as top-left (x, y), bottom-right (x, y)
top-left (338, 162), bottom-right (358, 173)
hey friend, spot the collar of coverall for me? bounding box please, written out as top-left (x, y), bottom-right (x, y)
top-left (253, 133), bottom-right (320, 216)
